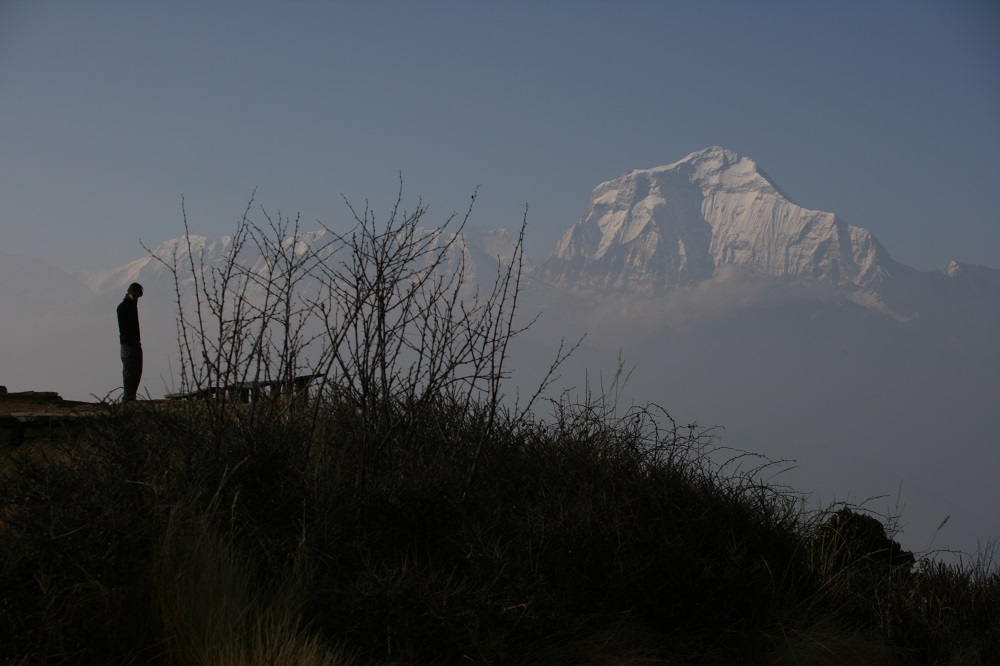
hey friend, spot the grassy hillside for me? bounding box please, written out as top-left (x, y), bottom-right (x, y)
top-left (1, 391), bottom-right (996, 665)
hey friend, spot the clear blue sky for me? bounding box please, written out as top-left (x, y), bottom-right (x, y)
top-left (2, 0), bottom-right (998, 272)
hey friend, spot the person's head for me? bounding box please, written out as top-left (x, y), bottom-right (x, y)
top-left (127, 283), bottom-right (144, 299)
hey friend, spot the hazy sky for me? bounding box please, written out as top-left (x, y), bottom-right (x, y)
top-left (2, 0), bottom-right (998, 272)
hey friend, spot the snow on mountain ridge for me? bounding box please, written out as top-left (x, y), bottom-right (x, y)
top-left (658, 146), bottom-right (785, 197)
top-left (81, 235), bottom-right (239, 294)
top-left (544, 146), bottom-right (896, 297)
top-left (76, 150), bottom-right (991, 320)
top-left (79, 226), bottom-right (508, 303)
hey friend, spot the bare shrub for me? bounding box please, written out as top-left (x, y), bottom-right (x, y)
top-left (146, 182), bottom-right (573, 483)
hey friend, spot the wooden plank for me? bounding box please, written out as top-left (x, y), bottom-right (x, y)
top-left (163, 374), bottom-right (325, 403)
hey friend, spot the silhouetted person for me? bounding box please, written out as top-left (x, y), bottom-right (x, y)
top-left (117, 282), bottom-right (143, 402)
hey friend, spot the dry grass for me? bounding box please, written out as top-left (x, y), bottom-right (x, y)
top-left (155, 513), bottom-right (354, 666)
top-left (2, 395), bottom-right (998, 664)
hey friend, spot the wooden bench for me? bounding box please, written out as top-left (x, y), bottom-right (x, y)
top-left (165, 373), bottom-right (324, 403)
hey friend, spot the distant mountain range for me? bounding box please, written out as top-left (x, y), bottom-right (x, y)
top-left (74, 146), bottom-right (997, 327)
top-left (540, 146), bottom-right (998, 321)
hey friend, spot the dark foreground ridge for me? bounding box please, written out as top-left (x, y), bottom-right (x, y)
top-left (1, 387), bottom-right (997, 665)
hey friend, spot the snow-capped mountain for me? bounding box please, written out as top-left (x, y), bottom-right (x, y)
top-left (542, 146), bottom-right (898, 297)
top-left (82, 147), bottom-right (993, 323)
top-left (81, 226), bottom-right (525, 305)
top-left (81, 235), bottom-right (240, 295)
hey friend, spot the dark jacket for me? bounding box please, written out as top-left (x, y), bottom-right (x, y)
top-left (117, 296), bottom-right (141, 346)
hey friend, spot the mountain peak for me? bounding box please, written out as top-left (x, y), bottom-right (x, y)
top-left (673, 145), bottom-right (742, 165)
top-left (542, 147), bottom-right (893, 295)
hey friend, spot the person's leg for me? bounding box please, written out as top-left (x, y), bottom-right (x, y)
top-left (121, 344), bottom-right (131, 401)
top-left (134, 345), bottom-right (143, 397)
top-left (121, 344), bottom-right (142, 401)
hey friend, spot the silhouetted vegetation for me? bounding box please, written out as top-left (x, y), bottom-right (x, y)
top-left (3, 391), bottom-right (997, 664)
top-left (2, 192), bottom-right (996, 664)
